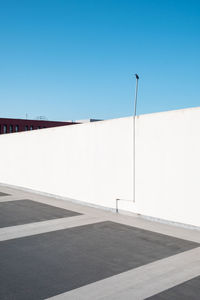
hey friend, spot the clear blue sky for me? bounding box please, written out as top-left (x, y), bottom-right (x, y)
top-left (0, 0), bottom-right (199, 121)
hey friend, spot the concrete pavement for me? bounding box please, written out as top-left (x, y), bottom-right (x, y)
top-left (0, 184), bottom-right (200, 299)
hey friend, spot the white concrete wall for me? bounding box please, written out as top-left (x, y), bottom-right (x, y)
top-left (135, 107), bottom-right (200, 228)
top-left (0, 107), bottom-right (200, 227)
top-left (0, 117), bottom-right (134, 210)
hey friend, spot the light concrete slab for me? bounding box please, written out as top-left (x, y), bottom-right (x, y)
top-left (0, 215), bottom-right (105, 241)
top-left (0, 195), bottom-right (28, 202)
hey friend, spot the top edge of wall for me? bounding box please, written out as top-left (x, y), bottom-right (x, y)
top-left (1, 106), bottom-right (200, 139)
top-left (0, 116), bottom-right (133, 139)
top-left (136, 106), bottom-right (200, 119)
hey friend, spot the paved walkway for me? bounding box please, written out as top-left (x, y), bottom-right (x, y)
top-left (0, 184), bottom-right (200, 299)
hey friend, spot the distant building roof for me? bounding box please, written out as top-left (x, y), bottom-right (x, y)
top-left (76, 119), bottom-right (102, 123)
top-left (0, 118), bottom-right (77, 134)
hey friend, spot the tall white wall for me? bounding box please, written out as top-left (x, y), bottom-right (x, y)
top-left (0, 107), bottom-right (200, 227)
top-left (0, 117), bottom-right (134, 210)
top-left (135, 107), bottom-right (200, 227)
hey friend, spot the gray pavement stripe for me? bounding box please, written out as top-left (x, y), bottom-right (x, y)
top-left (47, 247), bottom-right (200, 300)
top-left (0, 215), bottom-right (105, 241)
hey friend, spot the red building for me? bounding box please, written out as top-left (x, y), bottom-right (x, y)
top-left (0, 118), bottom-right (76, 134)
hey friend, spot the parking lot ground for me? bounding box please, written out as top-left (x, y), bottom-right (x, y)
top-left (0, 184), bottom-right (200, 300)
top-left (0, 199), bottom-right (81, 228)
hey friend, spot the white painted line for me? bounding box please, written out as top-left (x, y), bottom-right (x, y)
top-left (47, 247), bottom-right (200, 300)
top-left (0, 215), bottom-right (105, 241)
top-left (0, 196), bottom-right (28, 202)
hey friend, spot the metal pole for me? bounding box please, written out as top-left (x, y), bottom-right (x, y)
top-left (133, 74), bottom-right (139, 202)
top-left (115, 74), bottom-right (139, 212)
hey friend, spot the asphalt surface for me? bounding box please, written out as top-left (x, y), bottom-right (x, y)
top-left (0, 221), bottom-right (198, 300)
top-left (0, 199), bottom-right (81, 228)
top-left (147, 275), bottom-right (200, 299)
top-left (0, 192), bottom-right (10, 197)
top-left (0, 186), bottom-right (200, 300)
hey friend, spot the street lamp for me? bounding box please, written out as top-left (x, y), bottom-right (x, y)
top-left (134, 74), bottom-right (139, 116)
top-left (133, 74), bottom-right (139, 202)
top-left (116, 74), bottom-right (139, 212)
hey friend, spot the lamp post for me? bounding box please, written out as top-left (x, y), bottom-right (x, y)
top-left (116, 74), bottom-right (139, 212)
top-left (133, 74), bottom-right (139, 202)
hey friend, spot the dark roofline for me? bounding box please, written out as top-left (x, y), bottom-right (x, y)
top-left (0, 118), bottom-right (76, 125)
